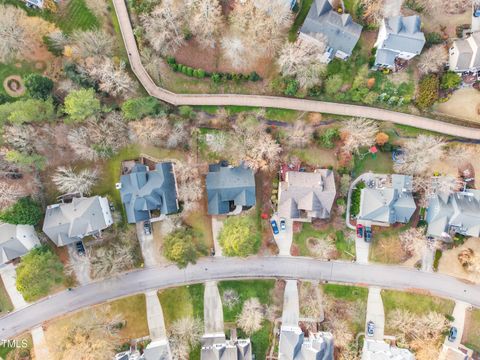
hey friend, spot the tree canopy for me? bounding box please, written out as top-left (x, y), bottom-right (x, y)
top-left (16, 245), bottom-right (65, 301)
top-left (64, 88), bottom-right (101, 122)
top-left (163, 228), bottom-right (200, 268)
top-left (0, 98), bottom-right (55, 124)
top-left (0, 197), bottom-right (43, 225)
top-left (218, 215), bottom-right (260, 257)
top-left (121, 96), bottom-right (165, 120)
top-left (24, 74), bottom-right (54, 100)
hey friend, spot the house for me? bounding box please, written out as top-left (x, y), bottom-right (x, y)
top-left (0, 223), bottom-right (40, 265)
top-left (426, 190), bottom-right (480, 241)
top-left (362, 339), bottom-right (414, 360)
top-left (358, 174), bottom-right (416, 226)
top-left (279, 281), bottom-right (334, 360)
top-left (300, 0), bottom-right (362, 62)
top-left (206, 163), bottom-right (255, 216)
top-left (201, 282), bottom-right (252, 360)
top-left (114, 340), bottom-right (171, 360)
top-left (278, 169), bottom-right (336, 222)
top-left (43, 196), bottom-right (113, 246)
top-left (119, 163), bottom-right (179, 224)
top-left (449, 32), bottom-right (480, 73)
top-left (373, 15), bottom-right (426, 70)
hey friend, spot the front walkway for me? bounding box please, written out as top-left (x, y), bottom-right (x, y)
top-left (211, 217), bottom-right (224, 257)
top-left (365, 287), bottom-right (385, 341)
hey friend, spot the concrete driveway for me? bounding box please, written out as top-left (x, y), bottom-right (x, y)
top-left (31, 326), bottom-right (51, 360)
top-left (355, 235), bottom-right (370, 264)
top-left (203, 281), bottom-right (224, 335)
top-left (282, 280), bottom-right (299, 327)
top-left (365, 287), bottom-right (385, 341)
top-left (211, 217), bottom-right (224, 257)
top-left (0, 264), bottom-right (27, 310)
top-left (145, 290), bottom-right (168, 341)
top-left (136, 221), bottom-right (158, 267)
top-left (271, 214), bottom-right (293, 256)
top-left (67, 245), bottom-right (91, 285)
top-left (444, 301), bottom-right (470, 348)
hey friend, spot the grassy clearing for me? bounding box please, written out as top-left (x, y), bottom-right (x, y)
top-left (323, 283), bottom-right (368, 302)
top-left (291, 147), bottom-right (338, 168)
top-left (289, 0), bottom-right (314, 41)
top-left (352, 150), bottom-right (393, 177)
top-left (382, 290), bottom-right (454, 333)
top-left (56, 0), bottom-right (99, 33)
top-left (293, 223), bottom-right (355, 259)
top-left (265, 108), bottom-right (302, 122)
top-left (239, 321), bottom-right (272, 360)
top-left (0, 62), bottom-right (38, 98)
top-left (183, 208), bottom-right (214, 249)
top-left (463, 308), bottom-right (480, 352)
top-left (0, 277), bottom-right (13, 315)
top-left (218, 280), bottom-right (275, 323)
top-left (158, 284), bottom-right (205, 327)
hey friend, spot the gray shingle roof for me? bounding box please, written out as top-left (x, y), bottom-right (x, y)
top-left (120, 163), bottom-right (179, 224)
top-left (43, 196), bottom-right (113, 246)
top-left (143, 340), bottom-right (171, 360)
top-left (201, 340), bottom-right (252, 360)
top-left (300, 0), bottom-right (362, 58)
top-left (278, 170), bottom-right (336, 221)
top-left (206, 164), bottom-right (255, 215)
top-left (358, 175), bottom-right (416, 225)
top-left (374, 49), bottom-right (398, 67)
top-left (0, 223), bottom-right (39, 264)
top-left (426, 190), bottom-right (480, 238)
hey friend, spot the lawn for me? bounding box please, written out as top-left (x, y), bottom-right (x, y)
top-left (293, 223), bottom-right (355, 260)
top-left (183, 207), bottom-right (214, 249)
top-left (289, 0), bottom-right (314, 41)
top-left (0, 333), bottom-right (32, 359)
top-left (382, 290), bottom-right (454, 333)
top-left (291, 147), bottom-right (338, 168)
top-left (0, 277), bottom-right (13, 316)
top-left (352, 150), bottom-right (393, 178)
top-left (369, 225), bottom-right (410, 264)
top-left (323, 283), bottom-right (368, 302)
top-left (0, 62), bottom-right (38, 98)
top-left (265, 108), bottom-right (302, 122)
top-left (463, 308), bottom-right (480, 352)
top-left (158, 284), bottom-right (204, 327)
top-left (218, 280), bottom-right (275, 323)
top-left (56, 0), bottom-right (99, 33)
top-left (239, 321), bottom-right (272, 360)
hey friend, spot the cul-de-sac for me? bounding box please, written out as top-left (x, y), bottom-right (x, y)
top-left (1, 0), bottom-right (480, 359)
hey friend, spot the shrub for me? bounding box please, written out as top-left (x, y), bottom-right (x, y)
top-left (166, 56), bottom-right (176, 65)
top-left (178, 105), bottom-right (194, 118)
top-left (186, 67), bottom-right (194, 76)
top-left (249, 71), bottom-right (260, 81)
top-left (212, 73), bottom-right (221, 83)
top-left (121, 96), bottom-right (165, 120)
top-left (325, 74), bottom-right (343, 96)
top-left (0, 98), bottom-right (55, 124)
top-left (4, 151), bottom-right (46, 170)
top-left (433, 249), bottom-right (442, 272)
top-left (197, 69), bottom-right (206, 78)
top-left (16, 245), bottom-right (65, 301)
top-left (350, 181), bottom-right (365, 217)
top-left (24, 74), bottom-right (54, 100)
top-left (319, 128), bottom-right (340, 149)
top-left (0, 197), bottom-right (43, 225)
top-left (308, 85), bottom-right (322, 97)
top-left (284, 79), bottom-right (299, 96)
top-left (440, 71), bottom-right (461, 90)
top-left (425, 32), bottom-right (443, 48)
top-left (416, 74), bottom-right (439, 109)
top-left (163, 228), bottom-right (201, 268)
top-left (218, 215), bottom-right (260, 257)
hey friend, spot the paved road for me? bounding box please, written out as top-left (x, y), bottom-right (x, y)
top-left (2, 257), bottom-right (480, 340)
top-left (112, 0), bottom-right (480, 140)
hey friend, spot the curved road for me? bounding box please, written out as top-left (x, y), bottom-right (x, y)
top-left (1, 257), bottom-right (480, 339)
top-left (112, 0), bottom-right (480, 139)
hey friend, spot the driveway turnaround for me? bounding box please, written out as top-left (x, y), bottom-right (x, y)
top-left (365, 287), bottom-right (385, 341)
top-left (2, 257), bottom-right (480, 340)
top-left (111, 0), bottom-right (480, 140)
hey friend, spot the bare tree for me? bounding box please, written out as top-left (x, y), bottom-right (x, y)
top-left (399, 227), bottom-right (427, 259)
top-left (0, 182), bottom-right (25, 209)
top-left (140, 47), bottom-right (163, 83)
top-left (286, 121), bottom-right (315, 148)
top-left (166, 123), bottom-right (190, 149)
top-left (188, 0), bottom-right (224, 49)
top-left (393, 135), bottom-right (446, 175)
top-left (52, 167), bottom-right (98, 196)
top-left (324, 318), bottom-right (353, 349)
top-left (308, 235), bottom-right (337, 260)
top-left (0, 5), bottom-right (33, 62)
top-left (359, 0), bottom-right (384, 25)
top-left (221, 35), bottom-right (248, 70)
top-left (299, 282), bottom-right (323, 320)
top-left (46, 30), bottom-right (69, 54)
top-left (70, 30), bottom-right (114, 58)
top-left (67, 127), bottom-right (98, 161)
top-left (278, 37), bottom-right (327, 89)
top-left (418, 45), bottom-right (448, 75)
top-left (3, 125), bottom-right (36, 154)
top-left (169, 317), bottom-right (203, 359)
top-left (458, 248), bottom-right (480, 274)
top-left (174, 160), bottom-right (203, 211)
top-left (222, 289), bottom-right (240, 309)
top-left (129, 116), bottom-right (171, 146)
top-left (205, 132), bottom-right (228, 153)
top-left (141, 1), bottom-right (185, 56)
top-left (237, 298), bottom-right (264, 335)
top-left (340, 118), bottom-right (379, 154)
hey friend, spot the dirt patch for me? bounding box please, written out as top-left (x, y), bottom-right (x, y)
top-left (438, 238), bottom-right (480, 284)
top-left (435, 88), bottom-right (480, 124)
top-left (420, 8), bottom-right (471, 38)
top-left (3, 75), bottom-right (25, 97)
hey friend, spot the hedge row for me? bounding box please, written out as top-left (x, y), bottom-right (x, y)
top-left (166, 57), bottom-right (261, 83)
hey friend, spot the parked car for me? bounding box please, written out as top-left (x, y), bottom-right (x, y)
top-left (365, 227), bottom-right (372, 242)
top-left (367, 321), bottom-right (375, 337)
top-left (109, 202), bottom-right (115, 212)
top-left (75, 241), bottom-right (86, 256)
top-left (143, 221), bottom-right (151, 236)
top-left (448, 327), bottom-right (457, 342)
top-left (356, 224), bottom-right (364, 239)
top-left (270, 220), bottom-right (279, 235)
top-left (280, 218), bottom-right (286, 231)
top-left (210, 248), bottom-right (215, 256)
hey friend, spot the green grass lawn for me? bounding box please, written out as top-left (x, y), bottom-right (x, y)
top-left (352, 150), bottom-right (393, 177)
top-left (0, 277), bottom-right (13, 316)
top-left (218, 280), bottom-right (275, 323)
top-left (293, 223), bottom-right (355, 259)
top-left (382, 290), bottom-right (455, 333)
top-left (463, 308), bottom-right (480, 352)
top-left (289, 0), bottom-right (314, 41)
top-left (239, 321), bottom-right (272, 360)
top-left (158, 284), bottom-right (204, 327)
top-left (0, 62), bottom-right (38, 98)
top-left (291, 147), bottom-right (338, 168)
top-left (265, 108), bottom-right (302, 122)
top-left (56, 0), bottom-right (99, 33)
top-left (323, 283), bottom-right (368, 302)
top-left (183, 208), bottom-right (214, 249)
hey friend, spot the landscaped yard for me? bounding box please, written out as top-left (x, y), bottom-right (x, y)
top-left (462, 307), bottom-right (480, 352)
top-left (382, 290), bottom-right (454, 333)
top-left (323, 283), bottom-right (368, 302)
top-left (183, 207), bottom-right (214, 249)
top-left (0, 62), bottom-right (39, 98)
top-left (56, 0), bottom-right (99, 33)
top-left (368, 226), bottom-right (410, 264)
top-left (291, 147), bottom-right (338, 168)
top-left (158, 284), bottom-right (204, 327)
top-left (0, 277), bottom-right (13, 316)
top-left (352, 150), bottom-right (393, 177)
